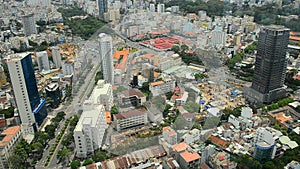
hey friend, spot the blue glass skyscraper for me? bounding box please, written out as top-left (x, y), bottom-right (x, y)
top-left (7, 52), bottom-right (47, 134)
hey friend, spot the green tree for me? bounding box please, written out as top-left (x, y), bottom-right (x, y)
top-left (8, 154), bottom-right (24, 169)
top-left (92, 151), bottom-right (108, 162)
top-left (181, 44), bottom-right (189, 51)
top-left (82, 159), bottom-right (93, 166)
top-left (0, 106), bottom-right (15, 118)
top-left (45, 124), bottom-right (56, 138)
top-left (71, 160), bottom-right (81, 169)
top-left (171, 45), bottom-right (180, 53)
top-left (111, 105), bottom-right (119, 114)
top-left (57, 146), bottom-right (71, 165)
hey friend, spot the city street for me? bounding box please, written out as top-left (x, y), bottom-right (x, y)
top-left (35, 40), bottom-right (101, 169)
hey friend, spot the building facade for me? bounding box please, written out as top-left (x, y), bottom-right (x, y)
top-left (149, 79), bottom-right (176, 97)
top-left (62, 61), bottom-right (74, 76)
top-left (114, 108), bottom-right (148, 131)
top-left (22, 14), bottom-right (37, 36)
top-left (51, 46), bottom-right (62, 68)
top-left (74, 105), bottom-right (107, 158)
top-left (86, 80), bottom-right (113, 111)
top-left (7, 53), bottom-right (47, 134)
top-left (118, 89), bottom-right (146, 107)
top-left (97, 0), bottom-right (108, 20)
top-left (247, 25), bottom-right (290, 103)
top-left (45, 83), bottom-right (61, 108)
top-left (99, 33), bottom-right (114, 85)
top-left (0, 126), bottom-right (22, 169)
top-left (36, 51), bottom-right (50, 72)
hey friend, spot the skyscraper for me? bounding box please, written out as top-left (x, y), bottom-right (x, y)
top-left (97, 0), bottom-right (108, 20)
top-left (36, 51), bottom-right (50, 72)
top-left (22, 13), bottom-right (37, 36)
top-left (7, 53), bottom-right (47, 134)
top-left (51, 46), bottom-right (62, 68)
top-left (99, 33), bottom-right (114, 85)
top-left (246, 25), bottom-right (290, 103)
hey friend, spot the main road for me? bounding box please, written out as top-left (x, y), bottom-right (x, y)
top-left (35, 40), bottom-right (101, 169)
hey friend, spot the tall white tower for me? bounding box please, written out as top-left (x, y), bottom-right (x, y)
top-left (51, 46), bottom-right (62, 68)
top-left (36, 51), bottom-right (50, 72)
top-left (99, 33), bottom-right (114, 85)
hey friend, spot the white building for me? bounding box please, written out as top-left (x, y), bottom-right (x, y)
top-left (85, 80), bottom-right (113, 111)
top-left (22, 14), bottom-right (37, 36)
top-left (27, 0), bottom-right (51, 6)
top-left (74, 105), bottom-right (107, 158)
top-left (181, 128), bottom-right (200, 144)
top-left (211, 27), bottom-right (226, 48)
top-left (207, 107), bottom-right (221, 117)
top-left (157, 4), bottom-right (165, 13)
top-left (171, 6), bottom-right (180, 13)
top-left (253, 127), bottom-right (283, 159)
top-left (0, 126), bottom-right (22, 169)
top-left (36, 51), bottom-right (50, 72)
top-left (99, 33), bottom-right (114, 85)
top-left (149, 3), bottom-right (155, 12)
top-left (51, 46), bottom-right (62, 68)
top-left (62, 61), bottom-right (74, 76)
top-left (114, 108), bottom-right (148, 131)
top-left (162, 126), bottom-right (177, 145)
top-left (241, 107), bottom-right (253, 119)
top-left (149, 79), bottom-right (176, 97)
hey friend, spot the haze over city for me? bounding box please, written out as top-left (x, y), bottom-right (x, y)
top-left (0, 0), bottom-right (300, 169)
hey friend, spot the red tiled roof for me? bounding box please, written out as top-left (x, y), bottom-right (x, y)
top-left (209, 136), bottom-right (229, 148)
top-left (180, 150), bottom-right (200, 163)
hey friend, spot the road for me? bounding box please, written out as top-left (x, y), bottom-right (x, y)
top-left (35, 40), bottom-right (101, 169)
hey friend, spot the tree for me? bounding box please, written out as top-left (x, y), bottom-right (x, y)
top-left (166, 91), bottom-right (173, 100)
top-left (92, 151), bottom-right (108, 162)
top-left (111, 105), bottom-right (119, 115)
top-left (181, 44), bottom-right (189, 51)
top-left (71, 160), bottom-right (81, 169)
top-left (8, 154), bottom-right (24, 169)
top-left (45, 124), bottom-right (56, 138)
top-left (141, 82), bottom-right (150, 92)
top-left (82, 159), bottom-right (93, 166)
top-left (34, 131), bottom-right (50, 146)
top-left (171, 45), bottom-right (180, 53)
top-left (0, 106), bottom-right (15, 118)
top-left (57, 146), bottom-right (71, 165)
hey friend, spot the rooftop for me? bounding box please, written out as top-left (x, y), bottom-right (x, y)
top-left (120, 89), bottom-right (145, 98)
top-left (150, 81), bottom-right (165, 87)
top-left (0, 126), bottom-right (20, 147)
top-left (180, 150), bottom-right (200, 163)
top-left (172, 142), bottom-right (189, 152)
top-left (114, 108), bottom-right (147, 120)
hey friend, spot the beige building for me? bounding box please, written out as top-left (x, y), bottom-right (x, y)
top-left (149, 78), bottom-right (176, 96)
top-left (114, 108), bottom-right (148, 131)
top-left (0, 126), bottom-right (22, 169)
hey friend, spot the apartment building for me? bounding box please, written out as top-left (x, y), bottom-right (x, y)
top-left (114, 108), bottom-right (148, 131)
top-left (118, 89), bottom-right (146, 107)
top-left (87, 80), bottom-right (113, 111)
top-left (149, 78), bottom-right (176, 97)
top-left (74, 105), bottom-right (107, 158)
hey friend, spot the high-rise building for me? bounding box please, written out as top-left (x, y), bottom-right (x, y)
top-left (99, 33), bottom-right (114, 85)
top-left (51, 46), bottom-right (62, 68)
top-left (74, 105), bottom-right (107, 158)
top-left (157, 3), bottom-right (165, 13)
top-left (149, 3), bottom-right (155, 12)
top-left (211, 26), bottom-right (226, 48)
top-left (246, 25), bottom-right (290, 103)
top-left (62, 61), bottom-right (74, 76)
top-left (7, 53), bottom-right (47, 134)
top-left (97, 0), bottom-right (108, 20)
top-left (36, 51), bottom-right (50, 72)
top-left (22, 14), bottom-right (37, 36)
